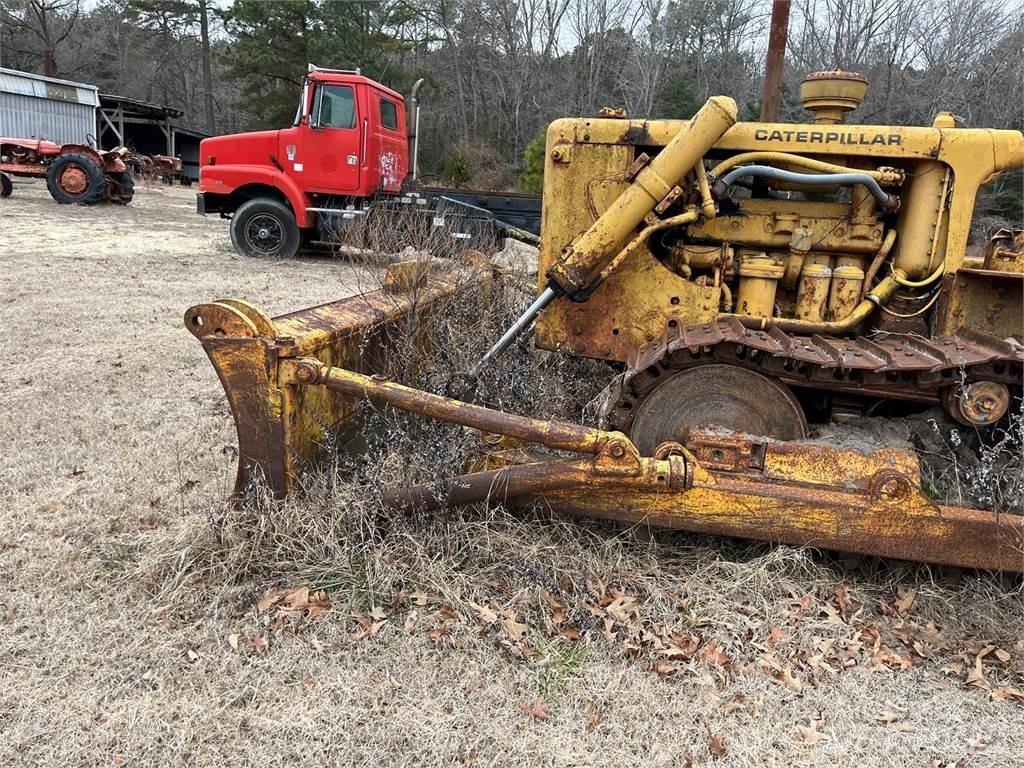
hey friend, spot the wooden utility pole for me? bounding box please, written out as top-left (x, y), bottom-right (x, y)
top-left (760, 0), bottom-right (791, 122)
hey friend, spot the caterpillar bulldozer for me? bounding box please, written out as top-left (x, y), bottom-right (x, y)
top-left (187, 71), bottom-right (1024, 572)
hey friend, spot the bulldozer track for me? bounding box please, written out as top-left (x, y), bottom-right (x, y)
top-left (604, 318), bottom-right (1024, 433)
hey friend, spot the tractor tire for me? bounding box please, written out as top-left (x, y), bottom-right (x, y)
top-left (46, 152), bottom-right (107, 205)
top-left (108, 171), bottom-right (135, 205)
top-left (0, 172), bottom-right (11, 198)
top-left (230, 198), bottom-right (301, 259)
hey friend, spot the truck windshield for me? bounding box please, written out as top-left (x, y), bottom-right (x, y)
top-left (315, 85), bottom-right (356, 129)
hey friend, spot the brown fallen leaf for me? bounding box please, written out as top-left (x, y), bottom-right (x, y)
top-left (766, 625), bottom-right (788, 648)
top-left (519, 698), bottom-right (550, 721)
top-left (605, 594), bottom-right (638, 622)
top-left (560, 627), bottom-right (581, 642)
top-left (653, 659), bottom-right (684, 677)
top-left (227, 633), bottom-right (240, 651)
top-left (699, 642), bottom-right (731, 667)
top-left (539, 589), bottom-right (566, 624)
top-left (780, 665), bottom-right (804, 693)
top-left (427, 625), bottom-right (449, 645)
top-left (662, 633), bottom-right (700, 659)
top-left (940, 660), bottom-right (965, 676)
top-left (991, 686), bottom-right (1024, 704)
top-left (404, 610), bottom-right (419, 633)
top-left (994, 648), bottom-right (1011, 663)
top-left (876, 709), bottom-right (914, 731)
top-left (438, 603), bottom-right (461, 622)
top-left (585, 701), bottom-right (603, 732)
top-left (834, 585), bottom-right (853, 614)
top-left (468, 601), bottom-right (499, 624)
top-left (895, 587), bottom-right (916, 615)
top-left (269, 587), bottom-right (331, 622)
top-left (257, 587), bottom-right (291, 612)
top-left (409, 591), bottom-right (431, 606)
top-left (502, 617), bottom-right (529, 642)
top-left (795, 719), bottom-right (828, 744)
top-left (707, 733), bottom-right (727, 758)
top-left (965, 654), bottom-right (990, 690)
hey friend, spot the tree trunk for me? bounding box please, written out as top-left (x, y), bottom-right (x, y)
top-left (198, 0), bottom-right (215, 134)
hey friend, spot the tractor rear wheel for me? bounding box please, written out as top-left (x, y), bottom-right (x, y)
top-left (625, 364), bottom-right (808, 455)
top-left (46, 152), bottom-right (107, 204)
top-left (0, 172), bottom-right (11, 198)
top-left (108, 171), bottom-right (134, 205)
top-left (230, 198), bottom-right (301, 258)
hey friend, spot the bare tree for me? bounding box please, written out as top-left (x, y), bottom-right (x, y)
top-left (0, 0), bottom-right (81, 75)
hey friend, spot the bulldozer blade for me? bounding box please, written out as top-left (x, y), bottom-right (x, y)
top-left (185, 256), bottom-right (494, 498)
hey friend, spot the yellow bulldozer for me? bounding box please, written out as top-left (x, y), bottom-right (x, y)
top-left (187, 71), bottom-right (1024, 573)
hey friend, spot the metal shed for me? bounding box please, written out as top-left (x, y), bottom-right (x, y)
top-left (0, 67), bottom-right (99, 144)
top-left (98, 94), bottom-right (208, 182)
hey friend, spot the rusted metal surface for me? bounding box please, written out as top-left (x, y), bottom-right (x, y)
top-left (604, 319), bottom-right (1024, 436)
top-left (127, 152), bottom-right (184, 183)
top-left (56, 163), bottom-right (89, 195)
top-left (186, 259), bottom-right (494, 499)
top-left (944, 381), bottom-right (1011, 426)
top-left (760, 0), bottom-right (791, 122)
top-left (293, 359), bottom-right (620, 457)
top-left (260, 347), bottom-right (1022, 572)
top-left (1, 137), bottom-right (130, 202)
top-left (373, 423), bottom-right (1024, 572)
top-left (626, 364), bottom-right (807, 451)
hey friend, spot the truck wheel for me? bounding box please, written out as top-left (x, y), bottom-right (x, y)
top-left (46, 153), bottom-right (106, 204)
top-left (108, 172), bottom-right (134, 205)
top-left (230, 198), bottom-right (301, 258)
top-left (0, 172), bottom-right (11, 198)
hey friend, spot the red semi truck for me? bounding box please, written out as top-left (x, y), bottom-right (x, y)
top-left (197, 67), bottom-right (540, 258)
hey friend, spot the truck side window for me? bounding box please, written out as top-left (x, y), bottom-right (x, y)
top-left (380, 99), bottom-right (398, 131)
top-left (314, 85), bottom-right (356, 129)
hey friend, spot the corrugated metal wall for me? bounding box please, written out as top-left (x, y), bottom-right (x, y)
top-left (0, 68), bottom-right (99, 145)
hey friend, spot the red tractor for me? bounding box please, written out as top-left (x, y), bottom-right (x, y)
top-left (0, 138), bottom-right (134, 204)
top-left (198, 67), bottom-right (540, 258)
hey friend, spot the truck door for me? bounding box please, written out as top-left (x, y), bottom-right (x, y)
top-left (297, 82), bottom-right (361, 193)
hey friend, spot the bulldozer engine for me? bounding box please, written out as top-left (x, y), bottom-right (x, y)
top-left (188, 71), bottom-right (1024, 573)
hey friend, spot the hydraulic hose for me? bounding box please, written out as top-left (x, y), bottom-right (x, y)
top-left (710, 152), bottom-right (903, 186)
top-left (890, 259), bottom-right (945, 288)
top-left (717, 165), bottom-right (899, 211)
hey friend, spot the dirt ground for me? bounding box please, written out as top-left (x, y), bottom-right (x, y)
top-left (1, 177), bottom-right (1022, 767)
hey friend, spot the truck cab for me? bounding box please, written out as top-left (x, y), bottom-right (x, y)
top-left (197, 69), bottom-right (408, 257)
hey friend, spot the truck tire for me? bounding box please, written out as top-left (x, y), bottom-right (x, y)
top-left (108, 172), bottom-right (134, 205)
top-left (46, 152), bottom-right (107, 204)
top-left (230, 198), bottom-right (301, 258)
top-left (0, 172), bottom-right (11, 198)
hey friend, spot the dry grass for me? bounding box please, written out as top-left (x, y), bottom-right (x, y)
top-left (1, 177), bottom-right (1023, 767)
